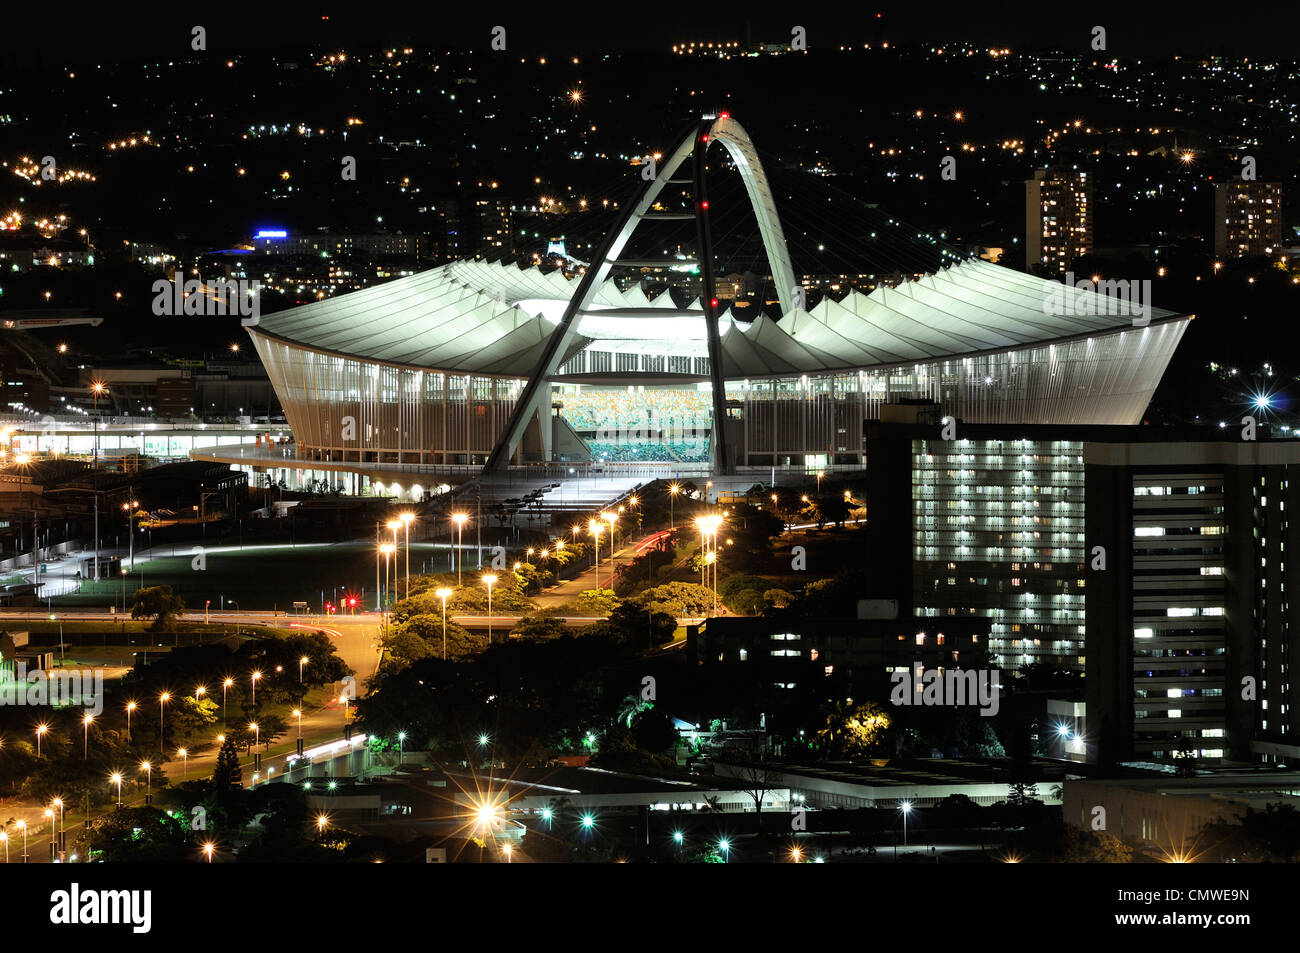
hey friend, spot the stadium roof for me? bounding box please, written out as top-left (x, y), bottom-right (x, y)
top-left (251, 257), bottom-right (1188, 379)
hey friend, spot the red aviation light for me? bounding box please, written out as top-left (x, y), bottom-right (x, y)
top-left (701, 133), bottom-right (709, 142)
top-left (711, 298), bottom-right (719, 308)
top-left (700, 200), bottom-right (709, 209)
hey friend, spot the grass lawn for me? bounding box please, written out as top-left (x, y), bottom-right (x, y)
top-left (48, 540), bottom-right (450, 612)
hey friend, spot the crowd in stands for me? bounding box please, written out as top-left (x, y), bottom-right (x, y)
top-left (556, 388), bottom-right (713, 431)
top-left (586, 439), bottom-right (709, 463)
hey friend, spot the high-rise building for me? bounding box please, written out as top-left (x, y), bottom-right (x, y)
top-left (865, 418), bottom-right (1300, 769)
top-left (1213, 181), bottom-right (1282, 258)
top-left (1026, 167), bottom-right (1092, 274)
top-left (1087, 437), bottom-right (1300, 767)
top-left (251, 232), bottom-right (432, 259)
top-left (474, 198), bottom-right (511, 255)
top-left (864, 420), bottom-right (1088, 670)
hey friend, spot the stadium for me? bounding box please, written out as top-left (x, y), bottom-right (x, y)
top-left (222, 115), bottom-right (1192, 494)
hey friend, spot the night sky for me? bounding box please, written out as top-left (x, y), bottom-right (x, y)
top-left (5, 8), bottom-right (1300, 68)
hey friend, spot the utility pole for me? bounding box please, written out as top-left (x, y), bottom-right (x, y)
top-left (93, 494), bottom-right (100, 581)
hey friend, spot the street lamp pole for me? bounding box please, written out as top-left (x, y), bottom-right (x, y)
top-left (482, 574), bottom-right (498, 644)
top-left (452, 513), bottom-right (468, 586)
top-left (158, 693), bottom-right (169, 754)
top-left (436, 588), bottom-right (452, 660)
top-left (400, 512), bottom-right (414, 596)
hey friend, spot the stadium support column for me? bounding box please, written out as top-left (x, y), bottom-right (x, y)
top-left (483, 119), bottom-right (701, 474)
top-left (693, 119), bottom-right (732, 475)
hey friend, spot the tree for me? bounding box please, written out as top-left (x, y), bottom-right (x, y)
top-left (131, 585), bottom-right (186, 631)
top-left (171, 694), bottom-right (220, 735)
top-left (510, 616), bottom-right (570, 641)
top-left (630, 707), bottom-right (678, 754)
top-left (763, 588), bottom-right (795, 609)
top-left (1064, 827), bottom-right (1133, 863)
top-left (728, 756), bottom-right (782, 831)
top-left (817, 700), bottom-right (891, 758)
top-left (634, 582), bottom-right (714, 617)
top-left (380, 628), bottom-right (436, 673)
top-left (815, 493), bottom-right (852, 527)
top-left (77, 806), bottom-right (190, 862)
top-left (1007, 782), bottom-right (1042, 807)
top-left (613, 601), bottom-right (677, 645)
top-left (566, 589), bottom-right (621, 616)
top-left (212, 736), bottom-right (242, 792)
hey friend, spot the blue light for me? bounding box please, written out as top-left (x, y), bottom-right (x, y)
top-left (255, 229), bottom-right (288, 239)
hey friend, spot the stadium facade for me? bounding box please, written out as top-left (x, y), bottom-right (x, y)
top-left (242, 115), bottom-right (1191, 481)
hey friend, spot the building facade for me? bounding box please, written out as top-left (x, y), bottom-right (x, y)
top-left (1026, 167), bottom-right (1092, 274)
top-left (1086, 437), bottom-right (1300, 767)
top-left (1213, 181), bottom-right (1283, 258)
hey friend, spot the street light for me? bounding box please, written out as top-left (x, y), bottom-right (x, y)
top-left (900, 800), bottom-right (912, 848)
top-left (398, 731), bottom-right (406, 764)
top-left (249, 671), bottom-right (261, 707)
top-left (158, 692), bottom-right (170, 753)
top-left (451, 512), bottom-right (469, 585)
top-left (482, 573), bottom-right (498, 643)
top-left (82, 712), bottom-right (94, 759)
top-left (379, 543), bottom-right (396, 623)
top-left (140, 760), bottom-right (152, 802)
top-left (249, 722), bottom-right (259, 752)
top-left (602, 510), bottom-right (619, 571)
top-left (588, 520), bottom-right (603, 588)
top-left (178, 747), bottom-right (188, 779)
top-left (299, 655), bottom-right (309, 686)
top-left (222, 678), bottom-right (233, 726)
top-left (694, 513), bottom-right (724, 602)
top-left (35, 723), bottom-right (48, 757)
top-left (91, 381), bottom-right (106, 466)
top-left (385, 519), bottom-right (402, 599)
top-left (202, 842), bottom-right (215, 863)
top-left (121, 499), bottom-right (139, 571)
top-left (110, 772), bottom-right (123, 806)
top-left (292, 708), bottom-right (302, 740)
top-left (436, 587), bottom-right (453, 659)
top-left (400, 511), bottom-right (415, 595)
